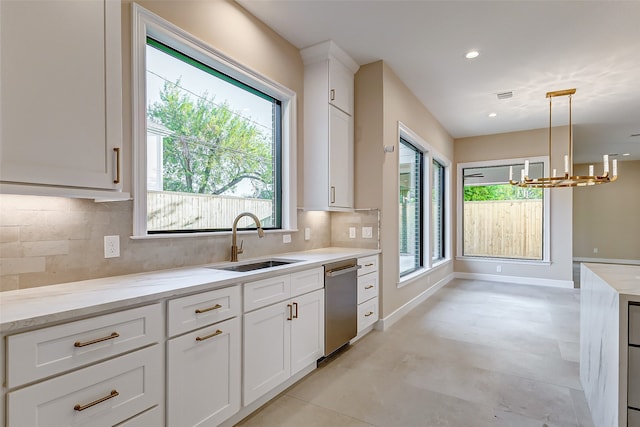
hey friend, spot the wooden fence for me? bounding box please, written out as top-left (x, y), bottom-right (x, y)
top-left (463, 199), bottom-right (542, 259)
top-left (147, 191), bottom-right (273, 230)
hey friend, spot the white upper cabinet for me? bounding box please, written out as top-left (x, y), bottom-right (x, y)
top-left (301, 40), bottom-right (359, 211)
top-left (0, 0), bottom-right (125, 198)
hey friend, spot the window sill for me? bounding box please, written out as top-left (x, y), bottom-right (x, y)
top-left (130, 229), bottom-right (299, 240)
top-left (397, 258), bottom-right (451, 288)
top-left (455, 256), bottom-right (550, 266)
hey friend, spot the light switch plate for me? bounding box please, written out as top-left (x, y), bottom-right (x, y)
top-left (362, 227), bottom-right (373, 239)
top-left (349, 227), bottom-right (356, 239)
top-left (104, 235), bottom-right (120, 258)
top-left (304, 228), bottom-right (311, 240)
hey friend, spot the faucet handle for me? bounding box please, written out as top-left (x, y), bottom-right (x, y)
top-left (238, 239), bottom-right (244, 255)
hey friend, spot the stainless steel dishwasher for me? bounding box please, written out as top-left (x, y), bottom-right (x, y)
top-left (324, 259), bottom-right (359, 357)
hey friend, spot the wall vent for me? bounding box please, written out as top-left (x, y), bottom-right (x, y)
top-left (496, 91), bottom-right (513, 100)
top-left (630, 133), bottom-right (640, 138)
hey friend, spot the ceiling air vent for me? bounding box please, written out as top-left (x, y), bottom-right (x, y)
top-left (497, 91), bottom-right (513, 100)
top-left (630, 133), bottom-right (640, 138)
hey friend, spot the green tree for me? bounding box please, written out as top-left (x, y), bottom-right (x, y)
top-left (148, 80), bottom-right (273, 197)
top-left (464, 184), bottom-right (542, 201)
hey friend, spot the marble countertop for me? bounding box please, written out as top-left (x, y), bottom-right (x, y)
top-left (583, 263), bottom-right (640, 297)
top-left (0, 247), bottom-right (379, 333)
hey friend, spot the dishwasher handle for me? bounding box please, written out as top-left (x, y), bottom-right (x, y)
top-left (325, 264), bottom-right (361, 277)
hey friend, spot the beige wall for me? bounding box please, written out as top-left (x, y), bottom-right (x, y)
top-left (573, 160), bottom-right (640, 261)
top-left (355, 61), bottom-right (455, 319)
top-left (454, 127), bottom-right (573, 284)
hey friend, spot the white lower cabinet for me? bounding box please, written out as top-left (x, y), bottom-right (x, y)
top-left (167, 317), bottom-right (240, 427)
top-left (243, 288), bottom-right (324, 406)
top-left (356, 256), bottom-right (379, 335)
top-left (7, 345), bottom-right (162, 427)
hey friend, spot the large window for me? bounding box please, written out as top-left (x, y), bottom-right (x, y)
top-left (432, 160), bottom-right (446, 262)
top-left (132, 5), bottom-right (296, 236)
top-left (399, 138), bottom-right (423, 276)
top-left (398, 124), bottom-right (450, 281)
top-left (459, 160), bottom-right (547, 260)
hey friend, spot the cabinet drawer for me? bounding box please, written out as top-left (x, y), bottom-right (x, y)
top-left (357, 297), bottom-right (378, 333)
top-left (357, 255), bottom-right (378, 276)
top-left (115, 406), bottom-right (163, 426)
top-left (291, 267), bottom-right (324, 297)
top-left (168, 285), bottom-right (240, 337)
top-left (244, 274), bottom-right (291, 312)
top-left (6, 303), bottom-right (162, 388)
top-left (357, 272), bottom-right (378, 304)
top-left (7, 345), bottom-right (162, 427)
top-left (629, 346), bottom-right (640, 409)
top-left (630, 304), bottom-right (640, 346)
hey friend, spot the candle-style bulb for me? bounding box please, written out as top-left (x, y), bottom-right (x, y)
top-left (603, 154), bottom-right (609, 174)
top-left (524, 160), bottom-right (529, 178)
top-left (588, 165), bottom-right (594, 176)
top-left (509, 166), bottom-right (513, 181)
top-left (553, 168), bottom-right (557, 177)
top-left (520, 169), bottom-right (525, 181)
top-left (612, 159), bottom-right (618, 176)
top-left (564, 155), bottom-right (569, 174)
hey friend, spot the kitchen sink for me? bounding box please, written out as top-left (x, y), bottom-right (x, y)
top-left (208, 259), bottom-right (300, 272)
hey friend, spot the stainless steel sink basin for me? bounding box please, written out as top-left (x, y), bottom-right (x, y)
top-left (208, 259), bottom-right (299, 272)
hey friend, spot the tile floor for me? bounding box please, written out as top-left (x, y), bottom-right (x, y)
top-left (236, 279), bottom-right (594, 427)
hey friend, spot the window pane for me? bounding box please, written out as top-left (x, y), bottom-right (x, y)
top-left (145, 39), bottom-right (281, 232)
top-left (462, 163), bottom-right (543, 260)
top-left (432, 160), bottom-right (445, 261)
top-left (399, 139), bottom-right (422, 276)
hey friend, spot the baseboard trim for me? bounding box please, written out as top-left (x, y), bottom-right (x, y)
top-left (573, 257), bottom-right (640, 266)
top-left (377, 273), bottom-right (454, 331)
top-left (454, 272), bottom-right (574, 289)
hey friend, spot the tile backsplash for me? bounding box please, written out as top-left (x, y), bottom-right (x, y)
top-left (0, 195), bottom-right (379, 291)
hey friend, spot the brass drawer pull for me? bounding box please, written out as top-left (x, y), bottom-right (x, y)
top-left (330, 89), bottom-right (335, 101)
top-left (365, 263), bottom-right (374, 267)
top-left (74, 389), bottom-right (119, 411)
top-left (74, 332), bottom-right (119, 348)
top-left (287, 304), bottom-right (293, 321)
top-left (293, 302), bottom-right (299, 319)
top-left (113, 147), bottom-right (121, 184)
top-left (196, 329), bottom-right (223, 342)
top-left (195, 303), bottom-right (222, 314)
top-left (364, 285), bottom-right (374, 290)
top-left (364, 311), bottom-right (374, 317)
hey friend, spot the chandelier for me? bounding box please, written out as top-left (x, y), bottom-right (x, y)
top-left (509, 88), bottom-right (618, 188)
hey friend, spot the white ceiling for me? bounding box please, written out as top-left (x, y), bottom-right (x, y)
top-left (236, 0), bottom-right (640, 164)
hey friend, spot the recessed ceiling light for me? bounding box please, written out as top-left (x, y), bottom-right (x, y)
top-left (488, 113), bottom-right (497, 118)
top-left (465, 50), bottom-right (479, 59)
top-left (623, 153), bottom-right (631, 156)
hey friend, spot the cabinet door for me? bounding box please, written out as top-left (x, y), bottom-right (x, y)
top-left (167, 317), bottom-right (240, 427)
top-left (329, 105), bottom-right (354, 209)
top-left (0, 0), bottom-right (122, 191)
top-left (328, 59), bottom-right (353, 115)
top-left (243, 302), bottom-right (291, 405)
top-left (291, 289), bottom-right (325, 375)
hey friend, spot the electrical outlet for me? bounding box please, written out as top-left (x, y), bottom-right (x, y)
top-left (283, 234), bottom-right (292, 243)
top-left (349, 227), bottom-right (356, 239)
top-left (593, 247), bottom-right (598, 254)
top-left (104, 235), bottom-right (120, 258)
top-left (362, 227), bottom-right (373, 239)
top-left (496, 265), bottom-right (502, 273)
top-left (304, 227), bottom-right (311, 241)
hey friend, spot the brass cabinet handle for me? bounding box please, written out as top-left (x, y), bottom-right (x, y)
top-left (364, 311), bottom-right (374, 317)
top-left (330, 89), bottom-right (335, 101)
top-left (365, 263), bottom-right (374, 267)
top-left (74, 390), bottom-right (119, 411)
top-left (287, 303), bottom-right (293, 321)
top-left (74, 332), bottom-right (119, 348)
top-left (113, 147), bottom-right (121, 184)
top-left (196, 329), bottom-right (223, 342)
top-left (195, 303), bottom-right (222, 314)
top-left (330, 186), bottom-right (336, 204)
top-left (293, 302), bottom-right (298, 319)
top-left (364, 285), bottom-right (374, 290)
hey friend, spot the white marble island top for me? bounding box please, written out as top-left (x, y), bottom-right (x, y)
top-left (583, 263), bottom-right (640, 297)
top-left (0, 247), bottom-right (379, 333)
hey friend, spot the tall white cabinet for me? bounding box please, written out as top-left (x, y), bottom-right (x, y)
top-left (0, 0), bottom-right (124, 197)
top-left (301, 41), bottom-right (359, 211)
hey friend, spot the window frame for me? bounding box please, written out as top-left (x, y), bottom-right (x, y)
top-left (131, 4), bottom-right (297, 237)
top-left (397, 122), bottom-right (451, 287)
top-left (399, 137), bottom-right (424, 277)
top-left (456, 157), bottom-right (551, 263)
